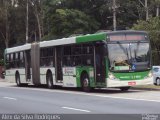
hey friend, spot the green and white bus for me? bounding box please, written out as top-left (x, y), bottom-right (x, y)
top-left (4, 30), bottom-right (152, 91)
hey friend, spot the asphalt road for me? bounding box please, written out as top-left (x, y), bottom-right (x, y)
top-left (0, 82), bottom-right (160, 115)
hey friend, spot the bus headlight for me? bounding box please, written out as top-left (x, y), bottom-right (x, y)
top-left (109, 73), bottom-right (115, 80)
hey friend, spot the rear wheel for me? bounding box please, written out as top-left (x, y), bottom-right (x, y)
top-left (15, 73), bottom-right (22, 87)
top-left (156, 78), bottom-right (160, 86)
top-left (81, 74), bottom-right (91, 92)
top-left (120, 87), bottom-right (130, 91)
top-left (47, 73), bottom-right (54, 89)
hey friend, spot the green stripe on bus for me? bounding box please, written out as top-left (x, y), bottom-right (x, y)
top-left (113, 71), bottom-right (150, 81)
top-left (76, 33), bottom-right (106, 43)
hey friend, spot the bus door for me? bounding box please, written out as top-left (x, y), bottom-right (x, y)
top-left (24, 50), bottom-right (31, 82)
top-left (94, 45), bottom-right (106, 83)
top-left (55, 46), bottom-right (63, 82)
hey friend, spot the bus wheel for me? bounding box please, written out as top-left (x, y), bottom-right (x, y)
top-left (15, 73), bottom-right (22, 87)
top-left (156, 78), bottom-right (160, 86)
top-left (47, 73), bottom-right (54, 89)
top-left (120, 87), bottom-right (130, 91)
top-left (81, 74), bottom-right (91, 92)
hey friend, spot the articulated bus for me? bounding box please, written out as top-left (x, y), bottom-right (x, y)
top-left (4, 30), bottom-right (153, 92)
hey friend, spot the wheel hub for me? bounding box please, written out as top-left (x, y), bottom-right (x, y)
top-left (83, 78), bottom-right (88, 87)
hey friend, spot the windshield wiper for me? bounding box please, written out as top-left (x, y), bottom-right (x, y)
top-left (117, 42), bottom-right (130, 64)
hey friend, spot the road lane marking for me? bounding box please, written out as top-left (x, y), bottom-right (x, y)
top-left (62, 107), bottom-right (91, 113)
top-left (3, 97), bottom-right (17, 100)
top-left (2, 86), bottom-right (160, 103)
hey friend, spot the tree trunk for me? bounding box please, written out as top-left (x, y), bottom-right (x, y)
top-left (34, 3), bottom-right (42, 41)
top-left (145, 0), bottom-right (149, 20)
top-left (5, 3), bottom-right (9, 48)
top-left (156, 6), bottom-right (159, 17)
top-left (36, 13), bottom-right (42, 41)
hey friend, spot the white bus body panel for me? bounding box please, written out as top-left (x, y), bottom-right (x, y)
top-left (5, 69), bottom-right (26, 83)
top-left (40, 37), bottom-right (76, 48)
top-left (39, 67), bottom-right (77, 87)
top-left (6, 44), bottom-right (31, 54)
top-left (107, 76), bottom-right (153, 87)
top-left (40, 67), bottom-right (55, 85)
top-left (62, 67), bottom-right (77, 87)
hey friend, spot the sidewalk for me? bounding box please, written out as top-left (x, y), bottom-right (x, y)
top-left (0, 78), bottom-right (16, 87)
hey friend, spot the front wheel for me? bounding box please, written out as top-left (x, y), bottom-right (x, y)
top-left (81, 74), bottom-right (91, 92)
top-left (120, 87), bottom-right (130, 91)
top-left (156, 78), bottom-right (160, 86)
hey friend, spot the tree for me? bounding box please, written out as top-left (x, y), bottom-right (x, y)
top-left (29, 0), bottom-right (44, 41)
top-left (132, 17), bottom-right (160, 65)
top-left (0, 0), bottom-right (12, 48)
top-left (138, 0), bottom-right (149, 20)
top-left (43, 0), bottom-right (100, 39)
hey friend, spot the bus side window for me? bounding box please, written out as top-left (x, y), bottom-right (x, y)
top-left (10, 53), bottom-right (14, 68)
top-left (17, 52), bottom-right (20, 68)
top-left (48, 48), bottom-right (54, 67)
top-left (13, 53), bottom-right (17, 68)
top-left (40, 47), bottom-right (54, 67)
top-left (81, 45), bottom-right (94, 66)
top-left (6, 54), bottom-right (10, 69)
top-left (72, 45), bottom-right (82, 66)
top-left (19, 52), bottom-right (24, 68)
top-left (63, 46), bottom-right (72, 66)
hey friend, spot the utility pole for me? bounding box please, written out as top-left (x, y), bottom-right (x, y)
top-left (26, 0), bottom-right (29, 43)
top-left (145, 0), bottom-right (149, 20)
top-left (138, 0), bottom-right (148, 21)
top-left (113, 0), bottom-right (116, 31)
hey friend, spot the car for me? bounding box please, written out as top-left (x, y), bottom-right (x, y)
top-left (152, 66), bottom-right (160, 86)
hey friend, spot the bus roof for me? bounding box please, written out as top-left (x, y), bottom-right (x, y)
top-left (5, 30), bottom-right (148, 52)
top-left (40, 37), bottom-right (76, 48)
top-left (40, 33), bottom-right (106, 48)
top-left (6, 44), bottom-right (31, 54)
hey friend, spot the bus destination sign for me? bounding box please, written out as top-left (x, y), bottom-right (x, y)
top-left (109, 35), bottom-right (146, 41)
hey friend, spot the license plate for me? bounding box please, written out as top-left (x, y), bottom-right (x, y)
top-left (128, 82), bottom-right (136, 86)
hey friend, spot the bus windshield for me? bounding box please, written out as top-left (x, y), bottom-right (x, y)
top-left (108, 42), bottom-right (150, 72)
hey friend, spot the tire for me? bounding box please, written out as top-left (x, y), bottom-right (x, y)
top-left (15, 73), bottom-right (22, 87)
top-left (47, 73), bottom-right (54, 89)
top-left (81, 74), bottom-right (91, 92)
top-left (120, 87), bottom-right (130, 91)
top-left (156, 78), bottom-right (160, 86)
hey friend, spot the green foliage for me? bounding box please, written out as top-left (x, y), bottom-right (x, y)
top-left (133, 17), bottom-right (160, 46)
top-left (1, 0), bottom-right (160, 60)
top-left (43, 8), bottom-right (100, 39)
top-left (132, 17), bottom-right (160, 65)
top-left (0, 59), bottom-right (4, 66)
